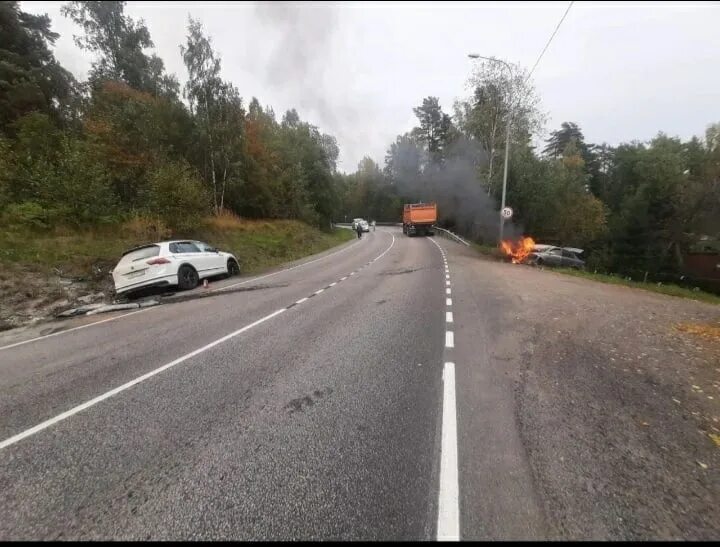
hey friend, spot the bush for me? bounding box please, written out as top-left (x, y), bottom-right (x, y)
top-left (48, 138), bottom-right (119, 225)
top-left (142, 161), bottom-right (210, 232)
top-left (121, 215), bottom-right (172, 241)
top-left (2, 201), bottom-right (49, 229)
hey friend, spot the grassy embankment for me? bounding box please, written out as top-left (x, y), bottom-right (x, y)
top-left (0, 216), bottom-right (353, 277)
top-left (0, 215), bottom-right (354, 329)
top-left (470, 243), bottom-right (720, 305)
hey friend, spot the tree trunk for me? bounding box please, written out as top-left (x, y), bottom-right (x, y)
top-left (219, 165), bottom-right (227, 212)
top-left (203, 88), bottom-right (218, 214)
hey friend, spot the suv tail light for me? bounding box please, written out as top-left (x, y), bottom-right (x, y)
top-left (147, 257), bottom-right (171, 265)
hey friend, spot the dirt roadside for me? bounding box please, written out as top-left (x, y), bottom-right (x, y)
top-left (456, 244), bottom-right (720, 539)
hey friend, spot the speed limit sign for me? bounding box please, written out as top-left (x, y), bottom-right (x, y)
top-left (501, 206), bottom-right (513, 220)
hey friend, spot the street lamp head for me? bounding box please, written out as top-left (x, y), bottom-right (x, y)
top-left (467, 54), bottom-right (512, 71)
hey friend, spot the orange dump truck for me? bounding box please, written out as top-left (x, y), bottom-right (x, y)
top-left (403, 202), bottom-right (437, 236)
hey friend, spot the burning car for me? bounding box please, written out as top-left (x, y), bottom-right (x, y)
top-left (501, 237), bottom-right (586, 270)
top-left (525, 245), bottom-right (585, 269)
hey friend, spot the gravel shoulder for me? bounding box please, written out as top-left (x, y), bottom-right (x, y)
top-left (450, 241), bottom-right (720, 540)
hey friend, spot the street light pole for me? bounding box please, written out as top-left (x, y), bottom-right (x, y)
top-left (468, 53), bottom-right (513, 243)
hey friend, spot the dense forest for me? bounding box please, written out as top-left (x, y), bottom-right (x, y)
top-left (1, 1), bottom-right (340, 232)
top-left (336, 61), bottom-right (720, 284)
top-left (2, 1), bottom-right (719, 285)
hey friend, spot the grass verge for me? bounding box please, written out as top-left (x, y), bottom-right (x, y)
top-left (0, 218), bottom-right (354, 329)
top-left (550, 268), bottom-right (720, 305)
top-left (0, 218), bottom-right (354, 277)
top-left (468, 241), bottom-right (719, 305)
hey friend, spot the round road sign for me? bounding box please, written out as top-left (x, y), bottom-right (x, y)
top-left (501, 206), bottom-right (513, 220)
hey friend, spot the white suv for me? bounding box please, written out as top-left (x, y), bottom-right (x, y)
top-left (111, 240), bottom-right (240, 295)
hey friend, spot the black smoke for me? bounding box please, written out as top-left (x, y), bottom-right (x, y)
top-left (390, 135), bottom-right (522, 243)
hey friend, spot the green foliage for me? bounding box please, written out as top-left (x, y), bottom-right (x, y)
top-left (0, 1), bottom-right (77, 129)
top-left (2, 201), bottom-right (48, 229)
top-left (411, 97), bottom-right (454, 165)
top-left (61, 1), bottom-right (177, 97)
top-left (142, 161), bottom-right (210, 231)
top-left (0, 4), bottom-right (345, 239)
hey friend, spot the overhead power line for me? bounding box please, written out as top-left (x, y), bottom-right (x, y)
top-left (525, 0), bottom-right (575, 83)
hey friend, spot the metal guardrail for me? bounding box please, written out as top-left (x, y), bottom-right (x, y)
top-left (333, 222), bottom-right (401, 227)
top-left (433, 226), bottom-right (471, 247)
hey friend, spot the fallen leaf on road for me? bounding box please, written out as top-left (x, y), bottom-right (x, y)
top-left (709, 433), bottom-right (720, 448)
top-left (675, 322), bottom-right (720, 341)
top-left (673, 398), bottom-right (681, 404)
top-left (697, 461), bottom-right (708, 469)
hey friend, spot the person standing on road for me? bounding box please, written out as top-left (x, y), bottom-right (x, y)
top-left (356, 223), bottom-right (363, 239)
top-left (372, 220), bottom-right (376, 232)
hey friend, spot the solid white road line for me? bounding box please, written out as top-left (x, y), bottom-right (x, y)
top-left (214, 237), bottom-right (361, 293)
top-left (445, 331), bottom-right (454, 348)
top-left (437, 362), bottom-right (460, 541)
top-left (295, 297), bottom-right (308, 305)
top-left (446, 312), bottom-right (453, 323)
top-left (446, 298), bottom-right (452, 306)
top-left (0, 308), bottom-right (287, 451)
top-left (0, 309), bottom-right (149, 352)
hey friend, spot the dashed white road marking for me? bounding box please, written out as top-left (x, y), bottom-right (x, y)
top-left (446, 298), bottom-right (453, 306)
top-left (437, 362), bottom-right (460, 541)
top-left (446, 280), bottom-right (451, 286)
top-left (329, 282), bottom-right (337, 287)
top-left (340, 276), bottom-right (348, 281)
top-left (295, 297), bottom-right (308, 305)
top-left (215, 236), bottom-right (361, 293)
top-left (446, 274), bottom-right (450, 280)
top-left (446, 288), bottom-right (452, 295)
top-left (445, 331), bottom-right (455, 348)
top-left (314, 288), bottom-right (325, 295)
top-left (446, 312), bottom-right (454, 323)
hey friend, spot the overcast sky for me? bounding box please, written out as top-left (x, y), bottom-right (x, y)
top-left (23, 1), bottom-right (720, 172)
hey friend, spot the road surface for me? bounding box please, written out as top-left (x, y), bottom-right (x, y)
top-left (1, 227), bottom-right (718, 540)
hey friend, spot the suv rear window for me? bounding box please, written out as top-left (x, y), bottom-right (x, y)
top-left (118, 245), bottom-right (160, 264)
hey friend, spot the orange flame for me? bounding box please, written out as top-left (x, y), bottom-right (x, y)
top-left (500, 236), bottom-right (536, 264)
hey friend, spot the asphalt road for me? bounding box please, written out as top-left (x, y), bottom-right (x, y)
top-left (1, 227), bottom-right (718, 540)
